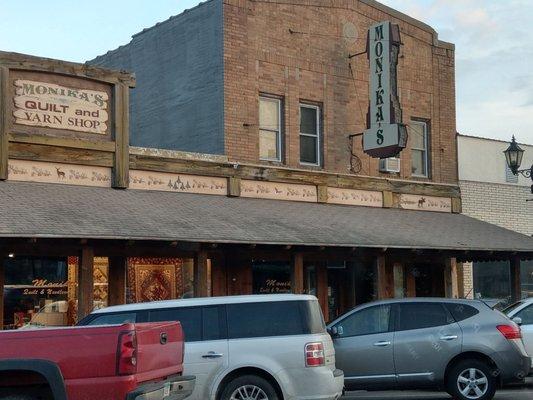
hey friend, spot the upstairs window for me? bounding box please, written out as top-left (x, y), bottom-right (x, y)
top-left (300, 104), bottom-right (321, 166)
top-left (411, 120), bottom-right (429, 177)
top-left (259, 96), bottom-right (282, 162)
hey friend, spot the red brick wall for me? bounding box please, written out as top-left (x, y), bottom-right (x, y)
top-left (223, 0), bottom-right (457, 184)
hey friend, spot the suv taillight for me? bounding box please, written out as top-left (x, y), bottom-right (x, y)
top-left (497, 324), bottom-right (522, 340)
top-left (117, 331), bottom-right (138, 375)
top-left (305, 342), bottom-right (325, 367)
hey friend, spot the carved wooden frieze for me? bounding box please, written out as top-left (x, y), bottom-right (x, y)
top-left (397, 194), bottom-right (452, 213)
top-left (129, 170), bottom-right (227, 196)
top-left (240, 180), bottom-right (317, 202)
top-left (327, 187), bottom-right (383, 207)
top-left (7, 159), bottom-right (111, 187)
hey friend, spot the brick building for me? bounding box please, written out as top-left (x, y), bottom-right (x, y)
top-left (91, 0), bottom-right (457, 182)
top-left (2, 2), bottom-right (533, 329)
top-left (458, 134), bottom-right (533, 304)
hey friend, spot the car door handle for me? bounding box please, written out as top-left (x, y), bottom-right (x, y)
top-left (202, 351), bottom-right (224, 359)
top-left (440, 335), bottom-right (458, 341)
top-left (373, 341), bottom-right (391, 347)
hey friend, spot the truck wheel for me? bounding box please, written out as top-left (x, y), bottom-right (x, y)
top-left (446, 359), bottom-right (497, 400)
top-left (220, 375), bottom-right (279, 400)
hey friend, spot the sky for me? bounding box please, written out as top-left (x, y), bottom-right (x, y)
top-left (0, 0), bottom-right (531, 143)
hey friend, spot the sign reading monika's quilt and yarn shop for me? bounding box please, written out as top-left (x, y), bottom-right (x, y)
top-left (363, 21), bottom-right (407, 158)
top-left (13, 80), bottom-right (109, 134)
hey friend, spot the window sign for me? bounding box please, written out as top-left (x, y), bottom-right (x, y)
top-left (363, 21), bottom-right (407, 158)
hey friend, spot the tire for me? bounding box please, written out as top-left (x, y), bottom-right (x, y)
top-left (446, 359), bottom-right (497, 400)
top-left (220, 374), bottom-right (279, 400)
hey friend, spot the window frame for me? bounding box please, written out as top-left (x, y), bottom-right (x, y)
top-left (410, 119), bottom-right (430, 178)
top-left (299, 103), bottom-right (321, 167)
top-left (259, 95), bottom-right (283, 162)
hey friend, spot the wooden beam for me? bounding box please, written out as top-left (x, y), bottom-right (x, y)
top-left (108, 256), bottom-right (126, 306)
top-left (0, 51), bottom-right (136, 87)
top-left (0, 254), bottom-right (5, 329)
top-left (8, 133), bottom-right (116, 152)
top-left (510, 256), bottom-right (522, 302)
top-left (77, 246), bottom-right (94, 320)
top-left (0, 67), bottom-right (8, 180)
top-left (113, 83), bottom-right (129, 188)
top-left (382, 190), bottom-right (393, 208)
top-left (393, 262), bottom-right (405, 298)
top-left (210, 254), bottom-right (227, 297)
top-left (228, 177), bottom-right (241, 197)
top-left (317, 185), bottom-right (328, 203)
top-left (9, 142), bottom-right (114, 167)
top-left (291, 253), bottom-right (304, 294)
top-left (194, 251), bottom-right (209, 297)
top-left (444, 257), bottom-right (459, 299)
top-left (406, 266), bottom-right (416, 298)
top-left (377, 255), bottom-right (390, 300)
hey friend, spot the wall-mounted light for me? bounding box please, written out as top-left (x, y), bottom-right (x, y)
top-left (8, 253), bottom-right (15, 258)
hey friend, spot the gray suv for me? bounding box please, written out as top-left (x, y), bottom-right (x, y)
top-left (327, 298), bottom-right (531, 400)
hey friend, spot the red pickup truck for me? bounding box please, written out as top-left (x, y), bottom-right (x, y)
top-left (0, 322), bottom-right (195, 400)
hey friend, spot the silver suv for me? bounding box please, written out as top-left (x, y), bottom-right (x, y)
top-left (327, 298), bottom-right (531, 400)
top-left (80, 294), bottom-right (344, 400)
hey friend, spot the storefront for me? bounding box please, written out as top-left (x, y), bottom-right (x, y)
top-left (1, 51), bottom-right (533, 329)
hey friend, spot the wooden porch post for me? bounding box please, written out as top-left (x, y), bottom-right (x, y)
top-left (108, 256), bottom-right (127, 306)
top-left (444, 257), bottom-right (459, 299)
top-left (377, 255), bottom-right (391, 299)
top-left (194, 251), bottom-right (209, 297)
top-left (292, 253), bottom-right (304, 294)
top-left (0, 255), bottom-right (4, 330)
top-left (393, 262), bottom-right (405, 298)
top-left (510, 256), bottom-right (522, 302)
top-left (77, 246), bottom-right (94, 320)
top-left (406, 266), bottom-right (416, 298)
top-left (316, 262), bottom-right (328, 319)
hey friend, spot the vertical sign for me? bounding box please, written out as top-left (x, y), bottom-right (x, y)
top-left (363, 21), bottom-right (407, 158)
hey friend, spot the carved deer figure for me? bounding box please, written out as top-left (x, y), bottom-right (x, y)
top-left (55, 167), bottom-right (66, 180)
top-left (418, 197), bottom-right (426, 208)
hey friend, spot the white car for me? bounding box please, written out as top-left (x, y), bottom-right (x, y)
top-left (503, 298), bottom-right (533, 366)
top-left (79, 294), bottom-right (344, 400)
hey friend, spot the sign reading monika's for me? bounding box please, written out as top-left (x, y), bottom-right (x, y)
top-left (363, 21), bottom-right (407, 159)
top-left (13, 80), bottom-right (109, 134)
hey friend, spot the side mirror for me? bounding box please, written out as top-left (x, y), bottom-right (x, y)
top-left (328, 325), bottom-right (343, 338)
top-left (513, 317), bottom-right (523, 326)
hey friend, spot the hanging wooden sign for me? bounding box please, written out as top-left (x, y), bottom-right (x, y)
top-left (13, 80), bottom-right (109, 134)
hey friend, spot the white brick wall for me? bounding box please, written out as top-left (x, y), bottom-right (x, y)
top-left (460, 180), bottom-right (533, 298)
top-left (460, 180), bottom-right (533, 236)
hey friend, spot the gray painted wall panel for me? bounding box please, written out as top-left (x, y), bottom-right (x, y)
top-left (89, 0), bottom-right (224, 154)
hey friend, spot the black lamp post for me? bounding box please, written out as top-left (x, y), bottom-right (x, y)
top-left (504, 136), bottom-right (533, 193)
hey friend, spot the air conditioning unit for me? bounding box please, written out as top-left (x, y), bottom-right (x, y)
top-left (379, 157), bottom-right (401, 173)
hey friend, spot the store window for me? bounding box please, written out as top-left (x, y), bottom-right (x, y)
top-left (473, 261), bottom-right (511, 305)
top-left (521, 260), bottom-right (533, 298)
top-left (300, 104), bottom-right (321, 166)
top-left (126, 257), bottom-right (196, 303)
top-left (259, 96), bottom-right (282, 162)
top-left (3, 256), bottom-right (69, 329)
top-left (410, 120), bottom-right (429, 177)
top-left (252, 261), bottom-right (291, 294)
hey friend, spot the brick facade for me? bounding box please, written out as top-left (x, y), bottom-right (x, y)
top-left (223, 0), bottom-right (457, 183)
top-left (460, 180), bottom-right (533, 236)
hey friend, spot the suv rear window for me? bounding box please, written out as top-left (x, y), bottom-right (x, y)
top-left (86, 312), bottom-right (137, 326)
top-left (445, 303), bottom-right (479, 322)
top-left (227, 300), bottom-right (324, 339)
top-left (398, 303), bottom-right (452, 331)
